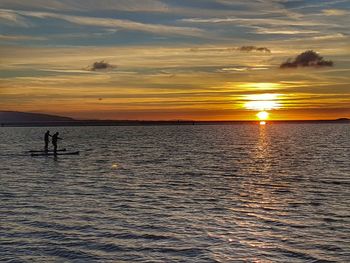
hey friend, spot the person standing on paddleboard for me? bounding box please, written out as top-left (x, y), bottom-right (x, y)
top-left (44, 130), bottom-right (52, 151)
top-left (52, 132), bottom-right (63, 154)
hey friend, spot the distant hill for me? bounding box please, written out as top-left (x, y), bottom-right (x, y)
top-left (335, 118), bottom-right (350, 122)
top-left (0, 111), bottom-right (75, 123)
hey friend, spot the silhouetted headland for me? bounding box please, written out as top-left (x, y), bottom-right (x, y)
top-left (0, 111), bottom-right (349, 127)
top-left (0, 111), bottom-right (74, 123)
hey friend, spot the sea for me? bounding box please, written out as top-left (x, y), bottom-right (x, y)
top-left (0, 124), bottom-right (349, 262)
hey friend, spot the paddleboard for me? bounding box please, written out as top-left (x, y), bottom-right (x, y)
top-left (28, 148), bottom-right (67, 153)
top-left (31, 151), bottom-right (79, 157)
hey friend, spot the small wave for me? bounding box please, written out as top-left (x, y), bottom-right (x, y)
top-left (45, 247), bottom-right (99, 261)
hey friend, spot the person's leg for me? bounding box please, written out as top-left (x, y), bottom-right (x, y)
top-left (53, 143), bottom-right (57, 154)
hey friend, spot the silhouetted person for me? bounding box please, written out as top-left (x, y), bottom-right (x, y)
top-left (44, 130), bottom-right (51, 151)
top-left (52, 132), bottom-right (62, 154)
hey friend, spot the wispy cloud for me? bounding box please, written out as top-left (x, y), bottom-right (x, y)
top-left (2, 9), bottom-right (204, 37)
top-left (0, 0), bottom-right (169, 12)
top-left (219, 67), bottom-right (269, 72)
top-left (288, 0), bottom-right (349, 11)
top-left (181, 17), bottom-right (327, 27)
top-left (0, 9), bottom-right (29, 26)
top-left (0, 34), bottom-right (46, 41)
top-left (189, 46), bottom-right (271, 53)
top-left (322, 9), bottom-right (349, 16)
top-left (254, 28), bottom-right (319, 35)
top-left (312, 33), bottom-right (347, 40)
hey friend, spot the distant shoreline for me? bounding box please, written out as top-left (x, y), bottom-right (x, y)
top-left (1, 119), bottom-right (349, 127)
top-left (1, 111), bottom-right (349, 127)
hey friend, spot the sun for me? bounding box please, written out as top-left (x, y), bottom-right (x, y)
top-left (257, 111), bottom-right (269, 120)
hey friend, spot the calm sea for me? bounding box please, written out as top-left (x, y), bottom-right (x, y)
top-left (1, 124), bottom-right (349, 262)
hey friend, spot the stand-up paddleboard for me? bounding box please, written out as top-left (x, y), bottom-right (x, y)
top-left (31, 151), bottom-right (79, 157)
top-left (28, 148), bottom-right (67, 153)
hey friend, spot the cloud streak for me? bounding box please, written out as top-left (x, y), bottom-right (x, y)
top-left (189, 46), bottom-right (271, 53)
top-left (0, 0), bottom-right (169, 13)
top-left (237, 46), bottom-right (271, 53)
top-left (181, 17), bottom-right (327, 27)
top-left (322, 9), bottom-right (349, 16)
top-left (0, 9), bottom-right (29, 26)
top-left (254, 28), bottom-right (319, 35)
top-left (0, 34), bottom-right (46, 41)
top-left (2, 9), bottom-right (204, 37)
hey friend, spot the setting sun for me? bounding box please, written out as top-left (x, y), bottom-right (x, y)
top-left (257, 111), bottom-right (269, 120)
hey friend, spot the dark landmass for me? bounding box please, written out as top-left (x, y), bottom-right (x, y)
top-left (0, 111), bottom-right (349, 127)
top-left (0, 111), bottom-right (74, 123)
top-left (335, 118), bottom-right (350, 122)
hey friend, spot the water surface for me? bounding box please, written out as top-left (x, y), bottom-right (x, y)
top-left (1, 124), bottom-right (349, 262)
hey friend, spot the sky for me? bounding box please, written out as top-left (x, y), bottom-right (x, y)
top-left (0, 0), bottom-right (349, 120)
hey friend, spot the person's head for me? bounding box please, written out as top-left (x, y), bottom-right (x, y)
top-left (56, 132), bottom-right (59, 135)
top-left (46, 130), bottom-right (50, 133)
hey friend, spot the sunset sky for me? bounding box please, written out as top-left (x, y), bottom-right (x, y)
top-left (1, 0), bottom-right (349, 120)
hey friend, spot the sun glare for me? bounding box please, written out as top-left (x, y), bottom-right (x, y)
top-left (244, 93), bottom-right (280, 122)
top-left (240, 83), bottom-right (280, 90)
top-left (245, 100), bottom-right (278, 111)
top-left (257, 111), bottom-right (269, 120)
top-left (244, 94), bottom-right (280, 111)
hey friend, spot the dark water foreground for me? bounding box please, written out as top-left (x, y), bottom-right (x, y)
top-left (1, 124), bottom-right (349, 262)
